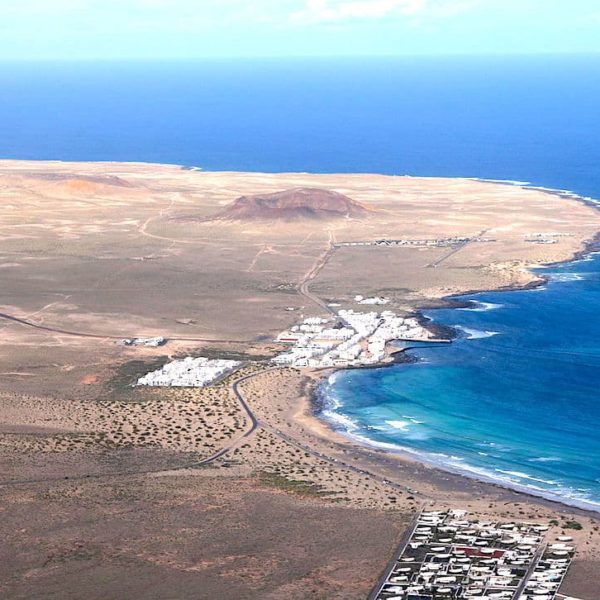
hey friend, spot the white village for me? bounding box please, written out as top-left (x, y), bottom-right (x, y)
top-left (134, 297), bottom-right (434, 387)
top-left (136, 356), bottom-right (241, 388)
top-left (273, 298), bottom-right (433, 369)
top-left (128, 305), bottom-right (582, 600)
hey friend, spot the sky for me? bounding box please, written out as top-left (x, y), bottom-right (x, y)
top-left (1, 0), bottom-right (600, 60)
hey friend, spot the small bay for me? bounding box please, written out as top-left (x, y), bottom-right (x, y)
top-left (321, 251), bottom-right (600, 510)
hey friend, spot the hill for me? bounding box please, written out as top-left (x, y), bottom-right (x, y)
top-left (209, 187), bottom-right (369, 221)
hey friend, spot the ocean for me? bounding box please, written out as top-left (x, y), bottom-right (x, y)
top-left (1, 56), bottom-right (600, 196)
top-left (2, 56), bottom-right (600, 509)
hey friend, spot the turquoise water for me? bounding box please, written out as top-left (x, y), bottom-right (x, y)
top-left (321, 250), bottom-right (600, 511)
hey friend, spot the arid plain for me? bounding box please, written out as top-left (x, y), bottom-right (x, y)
top-left (1, 160), bottom-right (600, 599)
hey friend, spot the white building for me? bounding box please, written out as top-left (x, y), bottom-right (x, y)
top-left (136, 357), bottom-right (240, 387)
top-left (273, 304), bottom-right (431, 369)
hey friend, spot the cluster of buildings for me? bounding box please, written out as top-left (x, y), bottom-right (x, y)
top-left (118, 336), bottom-right (167, 347)
top-left (524, 232), bottom-right (573, 245)
top-left (524, 238), bottom-right (558, 245)
top-left (136, 356), bottom-right (240, 387)
top-left (374, 509), bottom-right (575, 600)
top-left (337, 236), bottom-right (494, 249)
top-left (355, 294), bottom-right (390, 305)
top-left (274, 307), bottom-right (431, 368)
top-left (521, 540), bottom-right (576, 600)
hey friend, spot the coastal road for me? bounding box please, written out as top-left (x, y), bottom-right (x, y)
top-left (260, 418), bottom-right (414, 495)
top-left (215, 364), bottom-right (415, 496)
top-left (367, 511), bottom-right (423, 600)
top-left (193, 369), bottom-right (267, 465)
top-left (208, 366), bottom-right (416, 500)
top-left (0, 365), bottom-right (413, 503)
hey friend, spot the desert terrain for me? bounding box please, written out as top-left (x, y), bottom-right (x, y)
top-left (1, 160), bottom-right (599, 599)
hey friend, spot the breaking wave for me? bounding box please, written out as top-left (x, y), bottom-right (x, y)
top-left (455, 326), bottom-right (500, 340)
top-left (459, 301), bottom-right (504, 312)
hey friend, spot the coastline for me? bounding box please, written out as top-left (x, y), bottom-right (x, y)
top-left (300, 365), bottom-right (600, 519)
top-left (415, 228), bottom-right (600, 313)
top-left (254, 364), bottom-right (599, 597)
top-left (301, 202), bottom-right (600, 516)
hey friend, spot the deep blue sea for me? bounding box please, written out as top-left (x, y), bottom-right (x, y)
top-left (1, 56), bottom-right (599, 509)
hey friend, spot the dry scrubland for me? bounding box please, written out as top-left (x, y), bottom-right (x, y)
top-left (1, 161), bottom-right (599, 599)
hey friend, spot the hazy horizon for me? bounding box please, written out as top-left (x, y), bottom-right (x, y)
top-left (3, 51), bottom-right (600, 62)
top-left (2, 1), bottom-right (600, 60)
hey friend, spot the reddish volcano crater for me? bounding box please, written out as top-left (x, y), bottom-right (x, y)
top-left (206, 188), bottom-right (371, 221)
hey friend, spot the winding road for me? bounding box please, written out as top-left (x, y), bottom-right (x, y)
top-left (0, 368), bottom-right (267, 488)
top-left (0, 364), bottom-right (412, 498)
top-left (0, 223), bottom-right (339, 342)
top-left (0, 226), bottom-right (422, 496)
top-left (0, 223), bottom-right (443, 494)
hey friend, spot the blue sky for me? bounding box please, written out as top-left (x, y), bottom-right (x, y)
top-left (1, 0), bottom-right (600, 59)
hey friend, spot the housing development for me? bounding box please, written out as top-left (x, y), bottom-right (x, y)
top-left (136, 357), bottom-right (241, 387)
top-left (274, 305), bottom-right (434, 368)
top-left (373, 509), bottom-right (576, 600)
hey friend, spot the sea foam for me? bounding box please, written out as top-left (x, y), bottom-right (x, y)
top-left (459, 301), bottom-right (504, 312)
top-left (456, 326), bottom-right (500, 340)
top-left (385, 420), bottom-right (411, 432)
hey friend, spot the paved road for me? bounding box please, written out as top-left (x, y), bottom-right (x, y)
top-left (515, 543), bottom-right (547, 598)
top-left (0, 368), bottom-right (270, 489)
top-left (297, 230), bottom-right (338, 315)
top-left (1, 224), bottom-right (445, 494)
top-left (0, 364), bottom-right (415, 500)
top-left (261, 419), bottom-right (413, 495)
top-left (367, 511), bottom-right (423, 600)
top-left (213, 368), bottom-right (418, 499)
top-left (0, 311), bottom-right (245, 344)
top-left (426, 229), bottom-right (491, 268)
